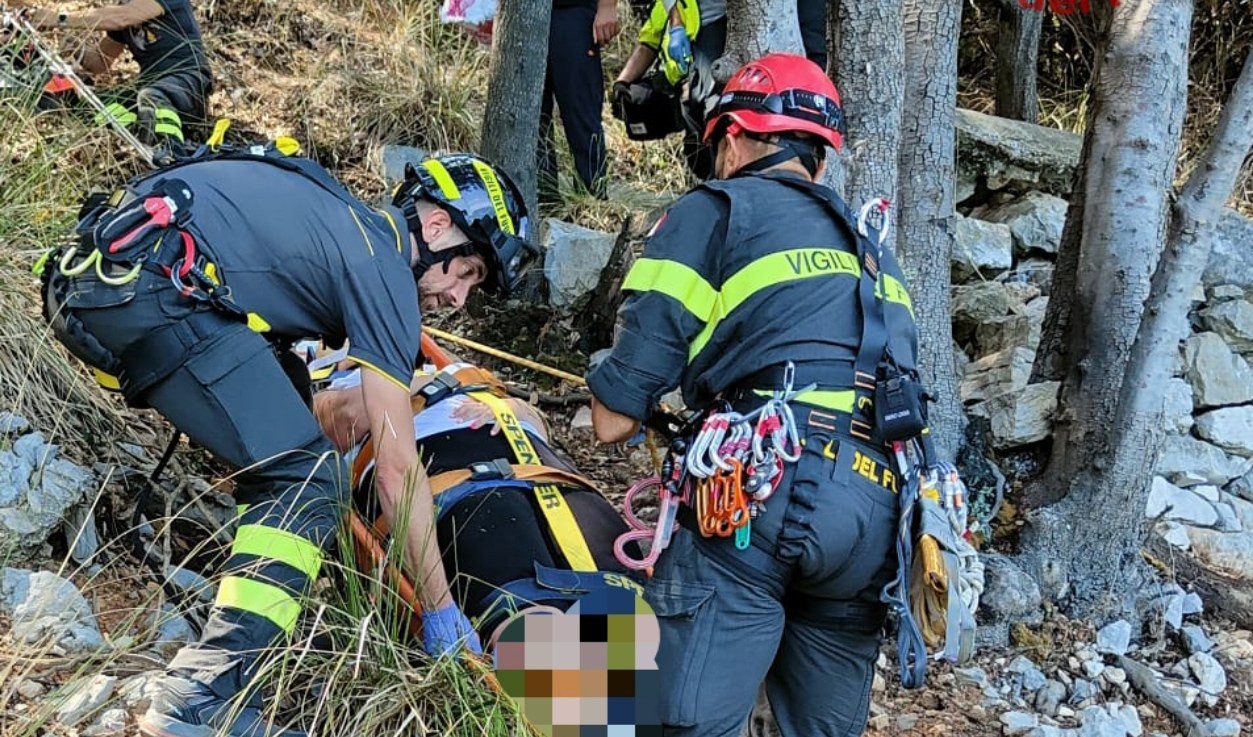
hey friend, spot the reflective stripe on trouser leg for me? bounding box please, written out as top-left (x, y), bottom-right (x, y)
top-left (153, 106), bottom-right (185, 142)
top-left (95, 101), bottom-right (138, 127)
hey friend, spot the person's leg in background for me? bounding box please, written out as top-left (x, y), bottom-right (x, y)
top-left (538, 36), bottom-right (562, 204)
top-left (547, 5), bottom-right (608, 197)
top-left (796, 0), bottom-right (828, 70)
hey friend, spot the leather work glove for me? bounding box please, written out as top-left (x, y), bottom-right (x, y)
top-left (660, 26), bottom-right (693, 85)
top-left (421, 601), bottom-right (483, 658)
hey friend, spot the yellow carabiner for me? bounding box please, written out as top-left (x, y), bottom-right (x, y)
top-left (58, 247), bottom-right (97, 277)
top-left (94, 255), bottom-right (142, 286)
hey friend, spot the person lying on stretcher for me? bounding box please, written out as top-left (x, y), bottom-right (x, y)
top-left (313, 362), bottom-right (646, 652)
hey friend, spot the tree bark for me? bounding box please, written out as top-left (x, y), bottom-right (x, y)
top-left (1019, 0), bottom-right (1196, 618)
top-left (714, 0), bottom-right (805, 82)
top-left (828, 0), bottom-right (904, 209)
top-left (894, 0), bottom-right (964, 462)
top-left (993, 0), bottom-right (1042, 123)
top-left (478, 0), bottom-right (552, 215)
top-left (1030, 7), bottom-right (1117, 388)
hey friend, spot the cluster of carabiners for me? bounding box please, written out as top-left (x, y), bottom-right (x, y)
top-left (685, 393), bottom-right (804, 550)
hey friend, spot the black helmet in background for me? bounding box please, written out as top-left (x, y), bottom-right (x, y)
top-left (393, 153), bottom-right (538, 297)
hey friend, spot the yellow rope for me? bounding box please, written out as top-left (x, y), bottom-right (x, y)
top-left (423, 325), bottom-right (588, 386)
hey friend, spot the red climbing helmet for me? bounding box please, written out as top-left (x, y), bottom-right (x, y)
top-left (702, 53), bottom-right (845, 152)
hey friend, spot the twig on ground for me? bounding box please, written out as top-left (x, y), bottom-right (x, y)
top-left (1117, 654), bottom-right (1210, 737)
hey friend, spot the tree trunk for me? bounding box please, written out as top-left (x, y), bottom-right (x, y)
top-left (894, 0), bottom-right (964, 462)
top-left (1030, 7), bottom-right (1118, 388)
top-left (993, 0), bottom-right (1042, 123)
top-left (828, 0), bottom-right (904, 209)
top-left (1019, 0), bottom-right (1195, 618)
top-left (478, 0), bottom-right (552, 215)
top-left (714, 0), bottom-right (804, 81)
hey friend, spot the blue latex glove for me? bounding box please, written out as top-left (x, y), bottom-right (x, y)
top-left (421, 602), bottom-right (483, 657)
top-left (661, 26), bottom-right (693, 84)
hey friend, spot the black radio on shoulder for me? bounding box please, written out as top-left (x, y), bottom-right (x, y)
top-left (874, 370), bottom-right (931, 442)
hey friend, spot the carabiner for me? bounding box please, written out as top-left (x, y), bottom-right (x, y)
top-left (94, 254), bottom-right (143, 286)
top-left (58, 246), bottom-right (96, 277)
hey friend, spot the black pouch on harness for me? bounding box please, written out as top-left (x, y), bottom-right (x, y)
top-left (874, 370), bottom-right (930, 443)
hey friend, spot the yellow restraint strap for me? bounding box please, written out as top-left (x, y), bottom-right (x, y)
top-left (469, 390), bottom-right (598, 573)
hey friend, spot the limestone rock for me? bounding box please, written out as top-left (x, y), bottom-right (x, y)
top-left (1203, 209), bottom-right (1253, 290)
top-left (955, 108), bottom-right (1082, 198)
top-left (1187, 652), bottom-right (1227, 706)
top-left (962, 347), bottom-right (1034, 404)
top-left (151, 607), bottom-right (196, 659)
top-left (1096, 620), bottom-right (1132, 656)
top-left (16, 679), bottom-right (46, 699)
top-left (953, 215), bottom-right (1014, 282)
top-left (1163, 379), bottom-right (1194, 434)
top-left (978, 381), bottom-right (1060, 449)
top-left (82, 708), bottom-right (128, 737)
top-left (1206, 718), bottom-right (1242, 737)
top-left (1035, 680), bottom-right (1067, 717)
top-left (954, 282), bottom-right (1016, 341)
top-left (0, 412), bottom-right (29, 434)
top-left (1156, 435), bottom-right (1252, 487)
top-left (982, 191), bottom-right (1068, 256)
top-left (543, 219), bottom-right (616, 309)
top-left (1181, 625), bottom-right (1213, 654)
top-left (55, 674), bottom-right (116, 728)
top-left (979, 554), bottom-right (1043, 624)
top-left (1200, 300), bottom-right (1253, 353)
top-left (571, 405), bottom-right (594, 431)
top-left (1196, 407), bottom-right (1253, 457)
top-left (1155, 521), bottom-right (1191, 549)
top-left (1188, 527), bottom-right (1253, 581)
top-left (1184, 333), bottom-right (1253, 408)
top-left (1145, 478), bottom-right (1218, 526)
top-left (977, 297), bottom-right (1047, 356)
top-left (119, 671), bottom-right (165, 713)
top-left (1001, 711), bottom-right (1040, 735)
top-left (0, 568), bottom-right (103, 654)
top-left (378, 144), bottom-right (427, 187)
top-left (0, 432), bottom-right (95, 558)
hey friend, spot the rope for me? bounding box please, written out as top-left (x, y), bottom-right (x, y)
top-left (422, 326), bottom-right (587, 386)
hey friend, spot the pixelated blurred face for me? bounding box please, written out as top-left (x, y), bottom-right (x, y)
top-left (494, 588), bottom-right (662, 734)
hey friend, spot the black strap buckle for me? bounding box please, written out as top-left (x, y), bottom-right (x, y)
top-left (469, 457), bottom-right (515, 481)
top-left (417, 372), bottom-right (462, 407)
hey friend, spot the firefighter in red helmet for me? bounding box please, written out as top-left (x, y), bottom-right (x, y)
top-left (587, 54), bottom-right (921, 736)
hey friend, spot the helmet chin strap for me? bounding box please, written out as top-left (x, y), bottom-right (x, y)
top-left (407, 212), bottom-right (479, 284)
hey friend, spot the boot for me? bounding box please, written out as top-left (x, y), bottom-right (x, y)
top-left (138, 675), bottom-right (305, 737)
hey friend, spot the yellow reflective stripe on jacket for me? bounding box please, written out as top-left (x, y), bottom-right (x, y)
top-left (622, 258), bottom-right (718, 321)
top-left (423, 160), bottom-right (461, 200)
top-left (231, 524), bottom-right (323, 579)
top-left (470, 160), bottom-right (516, 235)
top-left (638, 0), bottom-right (701, 48)
top-left (217, 576), bottom-right (301, 633)
top-left (470, 391), bottom-right (598, 573)
top-left (689, 248), bottom-right (859, 360)
top-left (879, 275), bottom-right (914, 315)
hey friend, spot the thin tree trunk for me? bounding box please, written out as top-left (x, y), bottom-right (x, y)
top-left (828, 0), bottom-right (904, 209)
top-left (1030, 4), bottom-right (1118, 389)
top-left (994, 0), bottom-right (1042, 123)
top-left (478, 0), bottom-right (552, 215)
top-left (1019, 0), bottom-right (1195, 618)
top-left (714, 0), bottom-right (804, 81)
top-left (895, 0), bottom-right (964, 462)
